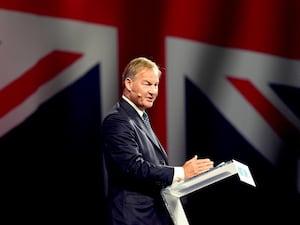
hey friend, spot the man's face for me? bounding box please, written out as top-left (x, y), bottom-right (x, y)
top-left (127, 67), bottom-right (159, 111)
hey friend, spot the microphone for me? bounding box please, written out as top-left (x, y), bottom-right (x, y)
top-left (129, 88), bottom-right (142, 97)
top-left (129, 89), bottom-right (145, 108)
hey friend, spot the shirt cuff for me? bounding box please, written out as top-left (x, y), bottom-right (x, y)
top-left (173, 167), bottom-right (185, 183)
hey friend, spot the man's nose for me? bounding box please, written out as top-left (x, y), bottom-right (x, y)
top-left (149, 87), bottom-right (158, 95)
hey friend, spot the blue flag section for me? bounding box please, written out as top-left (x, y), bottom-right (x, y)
top-left (184, 78), bottom-right (299, 223)
top-left (1, 64), bottom-right (106, 224)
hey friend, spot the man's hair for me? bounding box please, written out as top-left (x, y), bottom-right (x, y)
top-left (121, 57), bottom-right (161, 87)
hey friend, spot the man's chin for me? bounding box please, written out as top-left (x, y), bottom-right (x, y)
top-left (144, 102), bottom-right (154, 108)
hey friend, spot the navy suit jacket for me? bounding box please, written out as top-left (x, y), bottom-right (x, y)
top-left (102, 98), bottom-right (174, 225)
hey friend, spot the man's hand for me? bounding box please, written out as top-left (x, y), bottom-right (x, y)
top-left (182, 155), bottom-right (214, 180)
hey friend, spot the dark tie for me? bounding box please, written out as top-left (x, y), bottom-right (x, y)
top-left (142, 112), bottom-right (167, 156)
top-left (142, 112), bottom-right (159, 144)
top-left (142, 112), bottom-right (152, 130)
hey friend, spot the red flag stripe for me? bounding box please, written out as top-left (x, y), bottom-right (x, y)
top-left (227, 76), bottom-right (299, 139)
top-left (0, 50), bottom-right (82, 118)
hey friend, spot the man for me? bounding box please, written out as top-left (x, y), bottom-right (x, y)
top-left (101, 57), bottom-right (214, 225)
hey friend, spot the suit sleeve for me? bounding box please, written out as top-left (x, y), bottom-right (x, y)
top-left (102, 113), bottom-right (174, 188)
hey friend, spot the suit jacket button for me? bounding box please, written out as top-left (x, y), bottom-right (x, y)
top-left (160, 160), bottom-right (165, 165)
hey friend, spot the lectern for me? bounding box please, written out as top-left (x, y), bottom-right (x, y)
top-left (161, 159), bottom-right (256, 225)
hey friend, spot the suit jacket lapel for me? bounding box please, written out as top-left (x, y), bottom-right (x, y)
top-left (120, 99), bottom-right (168, 163)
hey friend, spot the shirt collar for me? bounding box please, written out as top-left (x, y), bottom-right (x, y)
top-left (122, 95), bottom-right (144, 118)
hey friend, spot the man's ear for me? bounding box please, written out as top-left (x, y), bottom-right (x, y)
top-left (125, 77), bottom-right (133, 91)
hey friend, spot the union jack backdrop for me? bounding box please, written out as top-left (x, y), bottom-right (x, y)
top-left (1, 0), bottom-right (299, 224)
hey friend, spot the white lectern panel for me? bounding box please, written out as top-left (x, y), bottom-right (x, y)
top-left (161, 159), bottom-right (255, 225)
